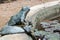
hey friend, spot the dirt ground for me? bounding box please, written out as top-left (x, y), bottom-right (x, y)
top-left (0, 0), bottom-right (57, 29)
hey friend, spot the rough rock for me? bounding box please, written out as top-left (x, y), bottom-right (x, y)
top-left (33, 31), bottom-right (60, 40)
top-left (26, 1), bottom-right (60, 30)
top-left (0, 33), bottom-right (32, 40)
top-left (0, 26), bottom-right (25, 35)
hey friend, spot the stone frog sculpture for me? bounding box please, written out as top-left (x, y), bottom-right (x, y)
top-left (7, 6), bottom-right (30, 26)
top-left (0, 6), bottom-right (35, 40)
